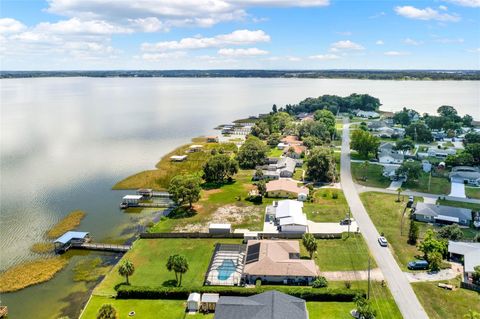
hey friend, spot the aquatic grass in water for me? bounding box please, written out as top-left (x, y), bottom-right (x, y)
top-left (0, 257), bottom-right (68, 293)
top-left (73, 257), bottom-right (110, 282)
top-left (46, 210), bottom-right (86, 239)
top-left (30, 242), bottom-right (55, 254)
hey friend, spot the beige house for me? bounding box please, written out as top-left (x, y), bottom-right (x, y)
top-left (266, 179), bottom-right (309, 201)
top-left (243, 240), bottom-right (319, 285)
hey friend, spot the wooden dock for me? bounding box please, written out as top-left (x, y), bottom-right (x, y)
top-left (0, 306), bottom-right (8, 318)
top-left (72, 242), bottom-right (131, 252)
top-left (152, 191), bottom-right (171, 198)
top-left (137, 202), bottom-right (173, 208)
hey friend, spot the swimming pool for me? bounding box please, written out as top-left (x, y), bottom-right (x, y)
top-left (217, 259), bottom-right (236, 280)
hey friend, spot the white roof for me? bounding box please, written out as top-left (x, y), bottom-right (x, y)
top-left (435, 215), bottom-right (459, 223)
top-left (274, 200), bottom-right (304, 219)
top-left (190, 144), bottom-right (203, 148)
top-left (279, 214), bottom-right (308, 226)
top-left (188, 293), bottom-right (201, 302)
top-left (209, 223), bottom-right (231, 229)
top-left (123, 195), bottom-right (143, 200)
top-left (201, 293), bottom-right (220, 303)
top-left (170, 155), bottom-right (187, 159)
top-left (448, 241), bottom-right (480, 273)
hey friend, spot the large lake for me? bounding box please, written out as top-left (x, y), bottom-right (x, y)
top-left (0, 77), bottom-right (479, 318)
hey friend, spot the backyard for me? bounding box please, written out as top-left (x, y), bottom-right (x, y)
top-left (412, 276), bottom-right (480, 319)
top-left (351, 162), bottom-right (391, 188)
top-left (304, 188), bottom-right (349, 222)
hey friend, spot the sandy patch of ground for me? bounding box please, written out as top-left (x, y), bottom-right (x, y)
top-left (202, 189), bottom-right (222, 200)
top-left (173, 205), bottom-right (262, 232)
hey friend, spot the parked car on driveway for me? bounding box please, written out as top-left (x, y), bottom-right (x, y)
top-left (407, 260), bottom-right (429, 270)
top-left (378, 236), bottom-right (388, 247)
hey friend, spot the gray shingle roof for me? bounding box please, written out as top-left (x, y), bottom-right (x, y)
top-left (413, 202), bottom-right (472, 221)
top-left (214, 290), bottom-right (308, 319)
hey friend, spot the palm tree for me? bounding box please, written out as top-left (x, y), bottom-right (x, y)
top-left (118, 260), bottom-right (135, 285)
top-left (360, 161), bottom-right (369, 181)
top-left (166, 254), bottom-right (189, 286)
top-left (302, 233), bottom-right (318, 259)
top-left (97, 304), bottom-right (117, 319)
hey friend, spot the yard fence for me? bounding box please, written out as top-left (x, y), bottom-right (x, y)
top-left (140, 232), bottom-right (342, 239)
top-left (460, 281), bottom-right (480, 292)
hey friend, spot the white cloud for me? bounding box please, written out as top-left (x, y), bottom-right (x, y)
top-left (309, 54), bottom-right (340, 60)
top-left (376, 40), bottom-right (384, 45)
top-left (404, 38), bottom-right (423, 45)
top-left (0, 18), bottom-right (26, 34)
top-left (394, 6), bottom-right (460, 22)
top-left (369, 11), bottom-right (386, 19)
top-left (434, 37), bottom-right (464, 43)
top-left (438, 5), bottom-right (449, 10)
top-left (128, 17), bottom-right (166, 32)
top-left (443, 0), bottom-right (480, 7)
top-left (330, 40), bottom-right (364, 51)
top-left (141, 29), bottom-right (270, 52)
top-left (218, 47), bottom-right (268, 56)
top-left (141, 51), bottom-right (187, 61)
top-left (45, 0), bottom-right (329, 30)
top-left (467, 47), bottom-right (480, 53)
top-left (35, 18), bottom-right (133, 35)
top-left (384, 51), bottom-right (410, 56)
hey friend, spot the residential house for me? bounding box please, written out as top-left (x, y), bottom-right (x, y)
top-left (214, 290), bottom-right (308, 319)
top-left (206, 136), bottom-right (219, 143)
top-left (375, 126), bottom-right (405, 138)
top-left (281, 135), bottom-right (307, 159)
top-left (379, 142), bottom-right (396, 152)
top-left (266, 200), bottom-right (308, 233)
top-left (368, 120), bottom-right (390, 131)
top-left (449, 166), bottom-right (480, 186)
top-left (378, 150), bottom-right (404, 164)
top-left (266, 179), bottom-right (309, 201)
top-left (432, 131), bottom-right (446, 141)
top-left (448, 241), bottom-right (480, 285)
top-left (382, 165), bottom-right (405, 181)
top-left (242, 240), bottom-right (319, 285)
top-left (422, 160), bottom-right (432, 173)
top-left (277, 142), bottom-right (288, 150)
top-left (427, 147), bottom-right (456, 159)
top-left (355, 110), bottom-right (380, 118)
top-left (256, 157), bottom-right (297, 180)
top-left (411, 202), bottom-right (472, 226)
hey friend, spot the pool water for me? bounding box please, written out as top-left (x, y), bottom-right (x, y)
top-left (217, 259), bottom-right (236, 280)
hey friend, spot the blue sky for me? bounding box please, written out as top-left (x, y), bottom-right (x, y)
top-left (1, 0), bottom-right (479, 70)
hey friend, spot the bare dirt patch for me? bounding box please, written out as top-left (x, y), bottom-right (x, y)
top-left (173, 205), bottom-right (262, 232)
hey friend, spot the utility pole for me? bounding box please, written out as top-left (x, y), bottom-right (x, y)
top-left (428, 170), bottom-right (432, 192)
top-left (367, 256), bottom-right (371, 300)
top-left (347, 210), bottom-right (351, 237)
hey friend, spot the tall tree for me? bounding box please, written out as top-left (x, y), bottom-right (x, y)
top-left (394, 139), bottom-right (415, 154)
top-left (408, 220), bottom-right (419, 245)
top-left (97, 304), bottom-right (117, 319)
top-left (306, 147), bottom-right (337, 183)
top-left (405, 123), bottom-right (433, 143)
top-left (256, 180), bottom-right (267, 196)
top-left (168, 174), bottom-right (202, 209)
top-left (396, 161), bottom-right (422, 181)
top-left (118, 260), bottom-right (135, 285)
top-left (351, 130), bottom-right (380, 159)
top-left (437, 224), bottom-right (464, 241)
top-left (314, 109), bottom-right (336, 136)
top-left (203, 154), bottom-right (239, 184)
top-left (437, 105), bottom-right (458, 118)
top-left (360, 160), bottom-right (370, 181)
top-left (302, 233), bottom-right (318, 259)
top-left (237, 136), bottom-right (269, 169)
top-left (418, 229), bottom-right (447, 260)
top-left (166, 254), bottom-right (189, 286)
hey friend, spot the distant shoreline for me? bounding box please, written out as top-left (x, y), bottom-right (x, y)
top-left (1, 69), bottom-right (480, 80)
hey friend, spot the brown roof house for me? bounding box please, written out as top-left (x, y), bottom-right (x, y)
top-left (266, 179), bottom-right (309, 201)
top-left (281, 136), bottom-right (306, 159)
top-left (243, 240), bottom-right (319, 285)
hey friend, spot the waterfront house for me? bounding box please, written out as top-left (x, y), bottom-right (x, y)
top-left (266, 200), bottom-right (308, 233)
top-left (170, 155), bottom-right (187, 162)
top-left (265, 179), bottom-right (309, 200)
top-left (412, 202), bottom-right (472, 226)
top-left (448, 241), bottom-right (480, 285)
top-left (449, 166), bottom-right (480, 186)
top-left (242, 240), bottom-right (319, 285)
top-left (214, 290), bottom-right (308, 319)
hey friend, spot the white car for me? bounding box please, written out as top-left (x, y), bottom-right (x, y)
top-left (378, 236), bottom-right (388, 247)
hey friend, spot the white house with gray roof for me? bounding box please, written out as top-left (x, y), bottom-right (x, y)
top-left (448, 241), bottom-right (480, 284)
top-left (449, 166), bottom-right (480, 186)
top-left (256, 157), bottom-right (297, 180)
top-left (412, 202), bottom-right (472, 226)
top-left (266, 200), bottom-right (308, 233)
top-left (214, 290), bottom-right (308, 319)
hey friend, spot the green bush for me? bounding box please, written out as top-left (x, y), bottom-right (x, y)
top-left (312, 277), bottom-right (328, 288)
top-left (255, 279), bottom-right (262, 287)
top-left (116, 285), bottom-right (362, 302)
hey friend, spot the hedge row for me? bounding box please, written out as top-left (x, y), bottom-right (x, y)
top-left (116, 285), bottom-right (364, 302)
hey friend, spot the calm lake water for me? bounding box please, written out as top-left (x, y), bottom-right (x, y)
top-left (0, 77), bottom-right (479, 318)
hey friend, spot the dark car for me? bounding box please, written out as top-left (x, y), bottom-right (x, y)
top-left (407, 260), bottom-right (429, 270)
top-left (340, 218), bottom-right (352, 225)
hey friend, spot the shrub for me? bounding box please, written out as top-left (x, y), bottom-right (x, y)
top-left (332, 192), bottom-right (338, 199)
top-left (116, 285), bottom-right (362, 302)
top-left (255, 279), bottom-right (262, 288)
top-left (344, 281), bottom-right (351, 289)
top-left (312, 277), bottom-right (328, 288)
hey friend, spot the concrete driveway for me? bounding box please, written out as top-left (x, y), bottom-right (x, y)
top-left (449, 181), bottom-right (466, 198)
top-left (405, 263), bottom-right (463, 283)
top-left (387, 180), bottom-right (403, 191)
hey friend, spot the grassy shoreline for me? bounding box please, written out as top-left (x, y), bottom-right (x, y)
top-left (47, 210), bottom-right (86, 239)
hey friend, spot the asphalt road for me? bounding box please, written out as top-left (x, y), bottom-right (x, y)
top-left (340, 119), bottom-right (429, 319)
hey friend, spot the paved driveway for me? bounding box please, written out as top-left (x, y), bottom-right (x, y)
top-left (387, 180), bottom-right (403, 191)
top-left (341, 119), bottom-right (429, 319)
top-left (449, 181), bottom-right (466, 198)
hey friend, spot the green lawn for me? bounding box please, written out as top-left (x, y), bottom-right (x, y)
top-left (80, 296), bottom-right (206, 319)
top-left (304, 188), bottom-right (349, 222)
top-left (412, 277), bottom-right (480, 319)
top-left (149, 170), bottom-right (266, 232)
top-left (94, 238), bottom-right (241, 296)
top-left (268, 147), bottom-right (284, 158)
top-left (437, 199), bottom-right (480, 211)
top-left (403, 172), bottom-right (451, 195)
top-left (360, 192), bottom-right (428, 270)
top-left (300, 233), bottom-right (377, 271)
top-left (466, 187), bottom-right (480, 199)
top-left (351, 162), bottom-right (391, 188)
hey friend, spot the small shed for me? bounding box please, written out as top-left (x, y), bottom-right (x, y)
top-left (187, 292), bottom-right (201, 312)
top-left (189, 145), bottom-right (204, 152)
top-left (208, 223), bottom-right (231, 234)
top-left (137, 188), bottom-right (153, 198)
top-left (297, 193), bottom-right (308, 201)
top-left (54, 231), bottom-right (90, 253)
top-left (243, 232), bottom-right (259, 242)
top-left (206, 136), bottom-right (219, 143)
top-left (201, 293), bottom-right (220, 312)
top-left (170, 155), bottom-right (187, 162)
